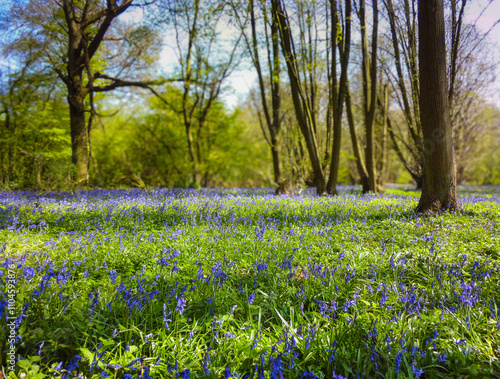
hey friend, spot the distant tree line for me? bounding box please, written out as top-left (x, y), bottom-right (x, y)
top-left (1, 0), bottom-right (499, 212)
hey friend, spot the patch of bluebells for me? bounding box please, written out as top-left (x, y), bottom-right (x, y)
top-left (0, 187), bottom-right (499, 377)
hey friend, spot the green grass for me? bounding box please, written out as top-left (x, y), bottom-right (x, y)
top-left (0, 187), bottom-right (499, 378)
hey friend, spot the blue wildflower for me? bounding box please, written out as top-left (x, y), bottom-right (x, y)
top-left (269, 353), bottom-right (284, 378)
top-left (300, 371), bottom-right (320, 379)
top-left (108, 270), bottom-right (117, 284)
top-left (163, 303), bottom-right (171, 330)
top-left (248, 292), bottom-right (256, 305)
top-left (438, 351), bottom-right (447, 362)
top-left (412, 365), bottom-right (424, 378)
top-left (203, 350), bottom-right (212, 375)
top-left (332, 371), bottom-right (347, 379)
top-left (176, 293), bottom-right (186, 315)
top-left (394, 350), bottom-right (403, 374)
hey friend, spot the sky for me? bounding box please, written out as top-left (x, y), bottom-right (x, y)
top-left (460, 0), bottom-right (500, 107)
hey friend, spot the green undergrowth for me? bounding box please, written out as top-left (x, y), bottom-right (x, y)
top-left (0, 187), bottom-right (499, 378)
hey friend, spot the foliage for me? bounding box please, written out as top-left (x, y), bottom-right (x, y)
top-left (0, 66), bottom-right (72, 189)
top-left (91, 89), bottom-right (271, 188)
top-left (1, 187), bottom-right (499, 377)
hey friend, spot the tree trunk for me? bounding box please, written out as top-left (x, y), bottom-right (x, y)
top-left (273, 0), bottom-right (325, 194)
top-left (377, 85), bottom-right (388, 192)
top-left (359, 0), bottom-right (378, 193)
top-left (416, 0), bottom-right (457, 213)
top-left (68, 82), bottom-right (89, 186)
top-left (346, 83), bottom-right (370, 193)
top-left (385, 0), bottom-right (424, 184)
top-left (326, 0), bottom-right (352, 195)
top-left (415, 176), bottom-right (423, 190)
top-left (271, 6), bottom-right (283, 194)
top-left (249, 0), bottom-right (284, 194)
top-left (270, 131), bottom-right (285, 194)
top-left (186, 125), bottom-right (200, 188)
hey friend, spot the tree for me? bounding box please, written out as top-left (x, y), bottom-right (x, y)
top-left (271, 0), bottom-right (325, 194)
top-left (448, 22), bottom-right (499, 183)
top-left (231, 0), bottom-right (285, 193)
top-left (153, 0), bottom-right (243, 188)
top-left (91, 88), bottom-right (270, 188)
top-left (326, 0), bottom-right (352, 194)
top-left (344, 0), bottom-right (381, 193)
top-left (271, 0), bottom-right (352, 195)
top-left (0, 53), bottom-right (71, 189)
top-left (416, 0), bottom-right (457, 213)
top-left (2, 0), bottom-right (159, 186)
top-left (383, 0), bottom-right (498, 188)
top-left (384, 0), bottom-right (424, 188)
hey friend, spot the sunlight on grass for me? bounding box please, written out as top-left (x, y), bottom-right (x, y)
top-left (0, 187), bottom-right (499, 378)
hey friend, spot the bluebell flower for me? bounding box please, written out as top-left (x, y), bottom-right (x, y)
top-left (203, 351), bottom-right (212, 375)
top-left (412, 365), bottom-right (424, 378)
top-left (269, 353), bottom-right (284, 378)
top-left (327, 341), bottom-right (337, 363)
top-left (54, 362), bottom-right (63, 372)
top-left (248, 292), bottom-right (256, 305)
top-left (24, 267), bottom-right (36, 281)
top-left (438, 351), bottom-right (447, 362)
top-left (394, 350), bottom-right (403, 374)
top-left (300, 371), bottom-right (320, 379)
top-left (108, 270), bottom-right (117, 284)
top-left (65, 355), bottom-right (81, 372)
top-left (163, 303), bottom-right (171, 330)
top-left (176, 293), bottom-right (186, 315)
top-left (289, 350), bottom-right (299, 369)
top-left (88, 288), bottom-right (100, 318)
top-left (332, 371), bottom-right (347, 379)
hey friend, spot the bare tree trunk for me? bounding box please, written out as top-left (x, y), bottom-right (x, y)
top-left (270, 131), bottom-right (283, 193)
top-left (326, 0), bottom-right (352, 195)
top-left (67, 77), bottom-right (89, 186)
top-left (246, 0), bottom-right (284, 194)
top-left (377, 85), bottom-right (388, 191)
top-left (270, 6), bottom-right (284, 194)
top-left (385, 0), bottom-right (424, 186)
top-left (359, 0), bottom-right (379, 192)
top-left (346, 84), bottom-right (370, 192)
top-left (185, 122), bottom-right (200, 187)
top-left (273, 0), bottom-right (325, 194)
top-left (416, 0), bottom-right (457, 213)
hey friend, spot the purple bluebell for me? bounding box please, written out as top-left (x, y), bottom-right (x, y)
top-left (412, 365), bottom-right (424, 378)
top-left (163, 303), bottom-right (171, 330)
top-left (176, 293), bottom-right (186, 315)
top-left (438, 351), bottom-right (447, 362)
top-left (203, 350), bottom-right (212, 375)
top-left (248, 292), bottom-right (256, 305)
top-left (332, 371), bottom-right (347, 379)
top-left (108, 270), bottom-right (117, 284)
